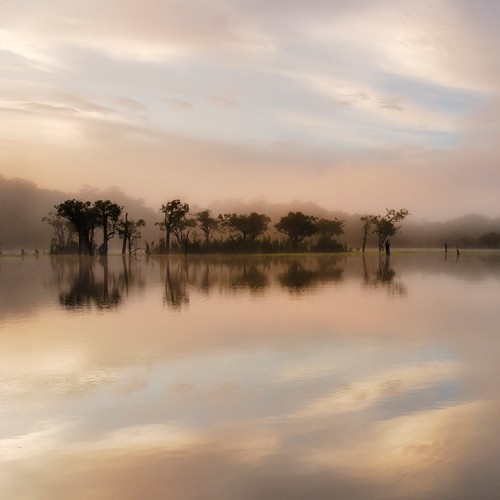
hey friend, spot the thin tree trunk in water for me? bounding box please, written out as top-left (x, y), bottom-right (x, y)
top-left (122, 213), bottom-right (128, 255)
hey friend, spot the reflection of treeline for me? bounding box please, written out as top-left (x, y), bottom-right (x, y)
top-left (49, 254), bottom-right (408, 311)
top-left (146, 256), bottom-right (348, 308)
top-left (45, 198), bottom-right (409, 256)
top-left (53, 256), bottom-right (145, 310)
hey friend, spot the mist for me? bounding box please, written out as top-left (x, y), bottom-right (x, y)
top-left (2, 174), bottom-right (500, 252)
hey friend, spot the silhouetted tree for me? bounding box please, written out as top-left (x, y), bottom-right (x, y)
top-left (275, 212), bottom-right (317, 252)
top-left (196, 209), bottom-right (219, 244)
top-left (42, 211), bottom-right (76, 254)
top-left (94, 200), bottom-right (122, 255)
top-left (314, 217), bottom-right (344, 251)
top-left (117, 213), bottom-right (146, 254)
top-left (172, 217), bottom-right (197, 254)
top-left (55, 199), bottom-right (96, 255)
top-left (372, 208), bottom-right (410, 252)
top-left (360, 215), bottom-right (376, 253)
top-left (230, 212), bottom-right (271, 241)
top-left (157, 200), bottom-right (190, 253)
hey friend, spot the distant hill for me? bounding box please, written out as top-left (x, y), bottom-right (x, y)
top-left (1, 175), bottom-right (500, 251)
top-left (0, 176), bottom-right (158, 251)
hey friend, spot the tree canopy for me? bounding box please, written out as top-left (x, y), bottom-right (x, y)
top-left (275, 212), bottom-right (318, 252)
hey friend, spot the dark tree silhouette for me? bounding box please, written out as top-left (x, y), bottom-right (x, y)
top-left (42, 211), bottom-right (76, 254)
top-left (55, 199), bottom-right (96, 255)
top-left (275, 212), bottom-right (317, 252)
top-left (229, 212), bottom-right (271, 241)
top-left (94, 200), bottom-right (122, 255)
top-left (172, 217), bottom-right (197, 254)
top-left (196, 209), bottom-right (219, 244)
top-left (157, 200), bottom-right (190, 253)
top-left (315, 217), bottom-right (344, 251)
top-left (360, 215), bottom-right (376, 253)
top-left (372, 208), bottom-right (410, 252)
top-left (117, 213), bottom-right (146, 254)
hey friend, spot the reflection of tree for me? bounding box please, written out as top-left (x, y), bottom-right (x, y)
top-left (119, 256), bottom-right (146, 295)
top-left (362, 255), bottom-right (407, 296)
top-left (59, 257), bottom-right (121, 309)
top-left (279, 261), bottom-right (317, 290)
top-left (164, 259), bottom-right (190, 309)
top-left (279, 258), bottom-right (344, 292)
top-left (229, 263), bottom-right (268, 291)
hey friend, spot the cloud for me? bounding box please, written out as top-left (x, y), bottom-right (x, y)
top-left (166, 98), bottom-right (194, 109)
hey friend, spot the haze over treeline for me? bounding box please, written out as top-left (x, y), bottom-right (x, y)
top-left (2, 175), bottom-right (500, 251)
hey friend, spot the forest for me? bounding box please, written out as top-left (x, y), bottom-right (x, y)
top-left (2, 176), bottom-right (500, 254)
top-left (45, 198), bottom-right (409, 256)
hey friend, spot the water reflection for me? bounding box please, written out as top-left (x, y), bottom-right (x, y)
top-left (58, 257), bottom-right (121, 309)
top-left (164, 259), bottom-right (190, 309)
top-left (52, 256), bottom-right (146, 310)
top-left (362, 255), bottom-right (407, 296)
top-left (3, 253), bottom-right (500, 498)
top-left (278, 257), bottom-right (344, 292)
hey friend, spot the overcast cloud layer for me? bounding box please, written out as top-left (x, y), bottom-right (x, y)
top-left (1, 0), bottom-right (500, 219)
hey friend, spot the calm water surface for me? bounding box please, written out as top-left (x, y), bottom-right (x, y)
top-left (2, 253), bottom-right (500, 499)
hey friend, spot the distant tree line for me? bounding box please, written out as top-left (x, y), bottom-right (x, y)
top-left (457, 231), bottom-right (500, 249)
top-left (44, 198), bottom-right (409, 255)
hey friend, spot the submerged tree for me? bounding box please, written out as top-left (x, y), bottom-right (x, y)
top-left (275, 212), bottom-right (317, 252)
top-left (42, 211), bottom-right (77, 254)
top-left (117, 213), bottom-right (146, 254)
top-left (172, 217), bottom-right (197, 254)
top-left (360, 215), bottom-right (376, 253)
top-left (372, 208), bottom-right (410, 252)
top-left (157, 200), bottom-right (190, 253)
top-left (55, 199), bottom-right (96, 255)
top-left (94, 200), bottom-right (122, 255)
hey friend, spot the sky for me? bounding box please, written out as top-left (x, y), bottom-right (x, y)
top-left (1, 0), bottom-right (500, 220)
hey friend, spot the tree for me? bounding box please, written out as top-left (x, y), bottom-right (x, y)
top-left (372, 208), bottom-right (410, 252)
top-left (275, 212), bottom-right (318, 252)
top-left (157, 200), bottom-right (190, 253)
top-left (360, 215), bottom-right (376, 253)
top-left (230, 212), bottom-right (271, 241)
top-left (172, 217), bottom-right (197, 254)
top-left (117, 213), bottom-right (146, 254)
top-left (94, 200), bottom-right (122, 255)
top-left (55, 199), bottom-right (96, 255)
top-left (42, 211), bottom-right (76, 254)
top-left (315, 217), bottom-right (344, 251)
top-left (196, 209), bottom-right (219, 244)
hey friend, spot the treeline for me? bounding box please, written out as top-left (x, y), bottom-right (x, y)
top-left (45, 198), bottom-right (409, 256)
top-left (457, 232), bottom-right (500, 249)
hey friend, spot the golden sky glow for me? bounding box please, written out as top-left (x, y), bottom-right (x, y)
top-left (1, 1), bottom-right (500, 218)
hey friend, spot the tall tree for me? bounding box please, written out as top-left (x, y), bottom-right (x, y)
top-left (275, 212), bottom-right (317, 252)
top-left (157, 200), bottom-right (190, 253)
top-left (372, 208), bottom-right (410, 252)
top-left (196, 209), bottom-right (219, 244)
top-left (55, 199), bottom-right (96, 255)
top-left (360, 215), bottom-right (376, 253)
top-left (94, 200), bottom-right (122, 255)
top-left (117, 213), bottom-right (146, 254)
top-left (172, 217), bottom-right (197, 254)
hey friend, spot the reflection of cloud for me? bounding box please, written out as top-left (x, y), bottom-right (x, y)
top-left (295, 361), bottom-right (458, 418)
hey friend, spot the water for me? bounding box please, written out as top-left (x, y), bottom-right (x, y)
top-left (1, 253), bottom-right (500, 499)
